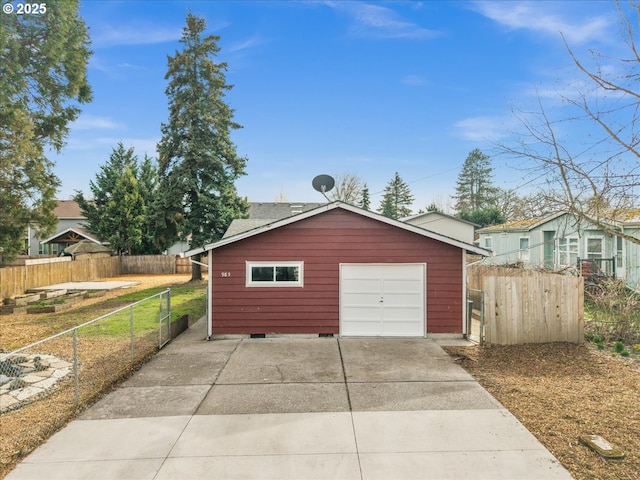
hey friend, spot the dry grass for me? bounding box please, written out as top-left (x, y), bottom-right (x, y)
top-left (445, 342), bottom-right (640, 480)
top-left (0, 274), bottom-right (193, 479)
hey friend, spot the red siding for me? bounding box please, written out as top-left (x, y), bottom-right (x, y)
top-left (211, 209), bottom-right (464, 335)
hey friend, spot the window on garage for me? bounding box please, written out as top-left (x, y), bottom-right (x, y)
top-left (246, 261), bottom-right (303, 287)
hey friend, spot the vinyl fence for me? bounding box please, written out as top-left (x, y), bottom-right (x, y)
top-left (467, 265), bottom-right (584, 345)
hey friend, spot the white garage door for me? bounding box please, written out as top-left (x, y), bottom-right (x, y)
top-left (340, 264), bottom-right (425, 337)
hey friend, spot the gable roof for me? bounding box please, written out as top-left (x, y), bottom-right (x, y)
top-left (401, 210), bottom-right (479, 227)
top-left (477, 211), bottom-right (568, 233)
top-left (186, 201), bottom-right (491, 257)
top-left (40, 227), bottom-right (103, 245)
top-left (478, 208), bottom-right (640, 234)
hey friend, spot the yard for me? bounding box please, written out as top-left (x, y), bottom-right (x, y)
top-left (2, 273), bottom-right (639, 479)
top-left (445, 342), bottom-right (640, 480)
top-left (0, 274), bottom-right (207, 479)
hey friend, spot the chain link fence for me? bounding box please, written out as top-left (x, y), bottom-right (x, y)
top-left (0, 289), bottom-right (170, 415)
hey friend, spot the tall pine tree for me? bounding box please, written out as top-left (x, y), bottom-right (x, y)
top-left (0, 1), bottom-right (91, 263)
top-left (378, 172), bottom-right (414, 219)
top-left (156, 14), bottom-right (248, 281)
top-left (453, 149), bottom-right (498, 214)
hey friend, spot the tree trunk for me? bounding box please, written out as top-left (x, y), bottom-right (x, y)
top-left (191, 252), bottom-right (203, 281)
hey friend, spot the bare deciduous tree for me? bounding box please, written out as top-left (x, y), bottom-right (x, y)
top-left (500, 1), bottom-right (640, 245)
top-left (328, 172), bottom-right (365, 204)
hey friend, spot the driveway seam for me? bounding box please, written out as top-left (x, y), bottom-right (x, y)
top-left (337, 338), bottom-right (364, 480)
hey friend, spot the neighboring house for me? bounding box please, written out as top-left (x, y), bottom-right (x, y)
top-left (477, 210), bottom-right (640, 291)
top-left (27, 200), bottom-right (106, 256)
top-left (401, 211), bottom-right (478, 244)
top-left (185, 201), bottom-right (490, 339)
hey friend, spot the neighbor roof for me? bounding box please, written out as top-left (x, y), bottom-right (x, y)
top-left (63, 239), bottom-right (112, 255)
top-left (478, 208), bottom-right (640, 233)
top-left (40, 227), bottom-right (102, 245)
top-left (53, 200), bottom-right (85, 219)
top-left (401, 210), bottom-right (479, 227)
top-left (186, 201), bottom-right (491, 257)
top-left (248, 202), bottom-right (324, 219)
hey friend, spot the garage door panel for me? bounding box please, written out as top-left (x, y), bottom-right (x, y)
top-left (341, 264), bottom-right (425, 337)
top-left (382, 279), bottom-right (423, 294)
top-left (382, 293), bottom-right (424, 307)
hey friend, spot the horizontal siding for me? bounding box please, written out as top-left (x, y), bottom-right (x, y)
top-left (211, 209), bottom-right (463, 335)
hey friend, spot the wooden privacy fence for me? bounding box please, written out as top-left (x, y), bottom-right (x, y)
top-left (0, 255), bottom-right (206, 298)
top-left (0, 257), bottom-right (121, 299)
top-left (120, 255), bottom-right (206, 274)
top-left (468, 265), bottom-right (584, 345)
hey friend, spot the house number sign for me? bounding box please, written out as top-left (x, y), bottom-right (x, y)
top-left (220, 272), bottom-right (231, 277)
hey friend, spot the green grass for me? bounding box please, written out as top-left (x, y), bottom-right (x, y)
top-left (80, 284), bottom-right (206, 338)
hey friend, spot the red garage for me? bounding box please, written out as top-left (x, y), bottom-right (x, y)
top-left (186, 202), bottom-right (489, 338)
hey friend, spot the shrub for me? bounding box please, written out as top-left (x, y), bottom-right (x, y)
top-left (597, 342), bottom-right (605, 350)
top-left (615, 341), bottom-right (625, 353)
top-left (585, 279), bottom-right (640, 344)
top-left (621, 350), bottom-right (630, 357)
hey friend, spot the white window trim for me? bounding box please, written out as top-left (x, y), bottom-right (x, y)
top-left (246, 261), bottom-right (304, 287)
top-left (484, 236), bottom-right (492, 250)
top-left (586, 235), bottom-right (605, 259)
top-left (556, 236), bottom-right (579, 267)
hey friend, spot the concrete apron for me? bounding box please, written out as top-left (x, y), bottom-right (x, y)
top-left (7, 320), bottom-right (573, 480)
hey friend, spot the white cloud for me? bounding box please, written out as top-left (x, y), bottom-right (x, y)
top-left (228, 35), bottom-right (267, 53)
top-left (455, 116), bottom-right (513, 141)
top-left (474, 1), bottom-right (612, 45)
top-left (328, 2), bottom-right (441, 39)
top-left (68, 137), bottom-right (160, 156)
top-left (92, 24), bottom-right (182, 48)
top-left (71, 115), bottom-right (121, 130)
top-left (402, 74), bottom-right (428, 86)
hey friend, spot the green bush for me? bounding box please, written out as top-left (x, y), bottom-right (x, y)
top-left (615, 341), bottom-right (625, 353)
top-left (592, 335), bottom-right (601, 344)
top-left (621, 350), bottom-right (630, 357)
top-left (597, 342), bottom-right (605, 350)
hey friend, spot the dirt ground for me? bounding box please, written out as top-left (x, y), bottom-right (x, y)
top-left (0, 274), bottom-right (195, 479)
top-left (444, 342), bottom-right (640, 480)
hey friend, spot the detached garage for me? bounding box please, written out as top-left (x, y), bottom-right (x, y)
top-left (185, 202), bottom-right (489, 338)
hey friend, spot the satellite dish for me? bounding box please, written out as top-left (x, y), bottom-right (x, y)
top-left (312, 174), bottom-right (335, 195)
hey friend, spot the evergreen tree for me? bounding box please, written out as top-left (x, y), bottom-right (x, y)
top-left (105, 165), bottom-right (145, 254)
top-left (75, 143), bottom-right (151, 254)
top-left (0, 1), bottom-right (91, 263)
top-left (453, 149), bottom-right (498, 214)
top-left (359, 184), bottom-right (371, 210)
top-left (157, 14), bottom-right (248, 281)
top-left (377, 172), bottom-right (414, 219)
top-left (138, 155), bottom-right (163, 254)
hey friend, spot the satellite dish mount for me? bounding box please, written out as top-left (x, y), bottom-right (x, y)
top-left (312, 174), bottom-right (335, 201)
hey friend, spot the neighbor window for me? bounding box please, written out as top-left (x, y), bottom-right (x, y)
top-left (557, 237), bottom-right (578, 267)
top-left (484, 236), bottom-right (492, 250)
top-left (519, 237), bottom-right (530, 262)
top-left (586, 237), bottom-right (604, 260)
top-left (246, 261), bottom-right (303, 287)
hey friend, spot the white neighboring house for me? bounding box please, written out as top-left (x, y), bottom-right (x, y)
top-left (477, 210), bottom-right (640, 291)
top-left (401, 211), bottom-right (478, 244)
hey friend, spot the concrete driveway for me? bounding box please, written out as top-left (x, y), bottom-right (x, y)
top-left (7, 319), bottom-right (573, 480)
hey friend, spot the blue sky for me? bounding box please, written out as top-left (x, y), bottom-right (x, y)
top-left (51, 0), bottom-right (624, 212)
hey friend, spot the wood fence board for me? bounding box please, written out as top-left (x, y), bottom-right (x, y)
top-left (1, 255), bottom-right (202, 298)
top-left (471, 265), bottom-right (583, 345)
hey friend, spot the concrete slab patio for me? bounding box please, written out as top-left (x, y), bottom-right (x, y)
top-left (6, 319), bottom-right (574, 480)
